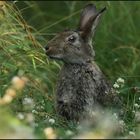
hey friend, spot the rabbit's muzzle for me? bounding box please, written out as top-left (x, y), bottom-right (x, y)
top-left (45, 46), bottom-right (55, 58)
top-left (45, 45), bottom-right (51, 55)
top-left (45, 44), bottom-right (63, 60)
top-left (57, 99), bottom-right (69, 105)
top-left (45, 45), bottom-right (49, 51)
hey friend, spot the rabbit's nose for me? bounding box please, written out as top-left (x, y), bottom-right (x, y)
top-left (58, 100), bottom-right (64, 104)
top-left (45, 45), bottom-right (49, 51)
top-left (58, 99), bottom-right (68, 105)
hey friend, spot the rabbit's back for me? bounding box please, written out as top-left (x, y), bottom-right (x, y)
top-left (55, 62), bottom-right (114, 121)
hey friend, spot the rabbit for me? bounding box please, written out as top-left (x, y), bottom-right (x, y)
top-left (45, 4), bottom-right (121, 121)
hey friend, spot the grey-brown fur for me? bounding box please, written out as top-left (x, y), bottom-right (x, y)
top-left (45, 4), bottom-right (121, 121)
top-left (56, 63), bottom-right (118, 121)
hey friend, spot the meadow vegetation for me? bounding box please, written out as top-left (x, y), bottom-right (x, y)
top-left (0, 1), bottom-right (140, 139)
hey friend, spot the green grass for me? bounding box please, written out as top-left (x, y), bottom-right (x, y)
top-left (0, 1), bottom-right (140, 139)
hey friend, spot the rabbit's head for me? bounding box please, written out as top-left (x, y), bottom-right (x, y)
top-left (45, 4), bottom-right (106, 64)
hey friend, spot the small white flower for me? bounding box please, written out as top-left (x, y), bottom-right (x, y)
top-left (117, 78), bottom-right (125, 84)
top-left (41, 100), bottom-right (45, 106)
top-left (40, 106), bottom-right (44, 109)
top-left (41, 100), bottom-right (45, 103)
top-left (32, 110), bottom-right (38, 114)
top-left (139, 97), bottom-right (140, 101)
top-left (49, 118), bottom-right (55, 124)
top-left (134, 103), bottom-right (139, 108)
top-left (46, 115), bottom-right (50, 119)
top-left (129, 131), bottom-right (135, 136)
top-left (113, 113), bottom-right (118, 119)
top-left (65, 130), bottom-right (73, 136)
top-left (32, 122), bottom-right (38, 127)
top-left (114, 58), bottom-right (118, 62)
top-left (116, 90), bottom-right (120, 94)
top-left (119, 120), bottom-right (125, 126)
top-left (77, 121), bottom-right (80, 125)
top-left (135, 111), bottom-right (140, 122)
top-left (17, 113), bottom-right (24, 120)
top-left (132, 110), bottom-right (136, 114)
top-left (113, 83), bottom-right (119, 88)
top-left (90, 111), bottom-right (96, 117)
top-left (23, 97), bottom-right (34, 105)
top-left (77, 125), bottom-right (82, 130)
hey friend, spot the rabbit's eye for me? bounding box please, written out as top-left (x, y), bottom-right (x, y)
top-left (68, 36), bottom-right (76, 43)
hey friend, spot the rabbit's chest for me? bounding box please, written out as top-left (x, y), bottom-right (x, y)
top-left (56, 64), bottom-right (99, 103)
top-left (58, 63), bottom-right (100, 88)
top-left (55, 63), bottom-right (110, 120)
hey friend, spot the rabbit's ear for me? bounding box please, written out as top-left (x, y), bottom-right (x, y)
top-left (78, 4), bottom-right (106, 42)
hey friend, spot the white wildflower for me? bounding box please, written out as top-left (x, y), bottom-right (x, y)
top-left (77, 121), bottom-right (80, 125)
top-left (23, 97), bottom-right (34, 105)
top-left (113, 83), bottom-right (119, 88)
top-left (135, 111), bottom-right (140, 123)
top-left (32, 110), bottom-right (38, 114)
top-left (90, 111), bottom-right (96, 117)
top-left (113, 113), bottom-right (118, 119)
top-left (65, 130), bottom-right (73, 136)
top-left (48, 118), bottom-right (55, 124)
top-left (17, 113), bottom-right (24, 120)
top-left (32, 122), bottom-right (38, 127)
top-left (132, 110), bottom-right (136, 114)
top-left (119, 120), bottom-right (125, 126)
top-left (46, 115), bottom-right (50, 119)
top-left (139, 97), bottom-right (140, 101)
top-left (40, 106), bottom-right (44, 109)
top-left (118, 120), bottom-right (125, 133)
top-left (116, 90), bottom-right (120, 94)
top-left (134, 103), bottom-right (139, 108)
top-left (114, 58), bottom-right (118, 62)
top-left (23, 97), bottom-right (34, 111)
top-left (129, 131), bottom-right (135, 136)
top-left (77, 125), bottom-right (82, 130)
top-left (117, 78), bottom-right (124, 84)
